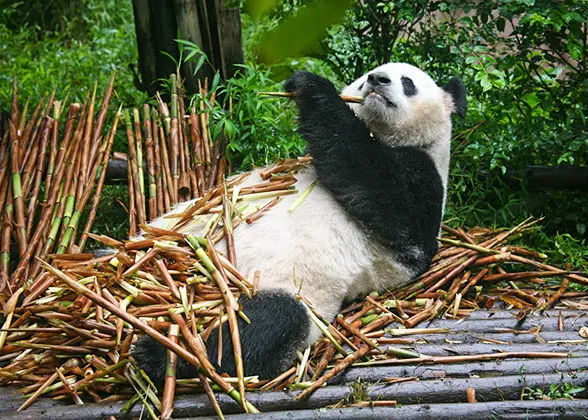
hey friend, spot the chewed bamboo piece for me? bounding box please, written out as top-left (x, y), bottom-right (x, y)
top-left (259, 91), bottom-right (364, 104)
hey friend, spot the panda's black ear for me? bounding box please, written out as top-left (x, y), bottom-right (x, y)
top-left (443, 76), bottom-right (467, 118)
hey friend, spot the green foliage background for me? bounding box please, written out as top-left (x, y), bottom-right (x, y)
top-left (0, 0), bottom-right (586, 268)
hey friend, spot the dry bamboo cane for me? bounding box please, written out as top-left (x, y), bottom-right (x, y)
top-left (79, 84), bottom-right (97, 190)
top-left (259, 91), bottom-right (364, 103)
top-left (39, 143), bottom-right (81, 262)
top-left (133, 108), bottom-right (147, 220)
top-left (21, 90), bottom-right (55, 177)
top-left (198, 81), bottom-right (212, 180)
top-left (152, 113), bottom-right (166, 215)
top-left (36, 260), bottom-right (258, 412)
top-left (87, 72), bottom-right (116, 179)
top-left (20, 95), bottom-right (46, 164)
top-left (161, 324), bottom-right (179, 420)
top-left (78, 109), bottom-right (121, 251)
top-left (198, 372), bottom-right (225, 419)
top-left (43, 101), bottom-right (62, 204)
top-left (143, 104), bottom-right (157, 220)
top-left (22, 102), bottom-right (87, 282)
top-left (20, 114), bottom-right (43, 199)
top-left (127, 151), bottom-right (137, 237)
top-left (222, 184), bottom-right (236, 265)
top-left (10, 76), bottom-right (19, 163)
top-left (9, 79), bottom-right (27, 257)
top-left (125, 109), bottom-right (146, 226)
top-left (205, 240), bottom-right (247, 411)
top-left (189, 106), bottom-right (205, 196)
top-left (170, 74), bottom-right (181, 202)
top-left (175, 75), bottom-right (190, 201)
top-left (158, 120), bottom-right (175, 211)
top-left (57, 99), bottom-right (90, 246)
top-left (16, 98), bottom-right (28, 140)
top-left (0, 137), bottom-right (10, 224)
top-left (295, 345), bottom-right (372, 400)
top-left (0, 186), bottom-right (14, 292)
top-left (25, 115), bottom-right (52, 235)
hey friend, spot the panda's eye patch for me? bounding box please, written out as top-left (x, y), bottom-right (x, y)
top-left (401, 76), bottom-right (417, 97)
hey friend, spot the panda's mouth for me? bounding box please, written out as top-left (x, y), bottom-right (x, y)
top-left (366, 91), bottom-right (396, 108)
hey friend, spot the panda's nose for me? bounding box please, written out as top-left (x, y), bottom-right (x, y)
top-left (367, 72), bottom-right (391, 86)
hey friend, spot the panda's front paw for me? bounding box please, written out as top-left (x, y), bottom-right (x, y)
top-left (284, 71), bottom-right (337, 101)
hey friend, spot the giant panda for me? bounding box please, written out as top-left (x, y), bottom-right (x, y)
top-left (132, 62), bottom-right (467, 382)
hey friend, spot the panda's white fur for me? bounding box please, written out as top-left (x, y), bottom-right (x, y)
top-left (134, 62), bottom-right (466, 381)
top-left (148, 166), bottom-right (412, 346)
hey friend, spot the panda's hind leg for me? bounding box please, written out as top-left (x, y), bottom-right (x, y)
top-left (207, 289), bottom-right (310, 379)
top-left (132, 290), bottom-right (310, 382)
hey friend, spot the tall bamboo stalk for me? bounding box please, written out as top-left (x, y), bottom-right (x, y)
top-left (170, 74), bottom-right (180, 202)
top-left (10, 77), bottom-right (27, 256)
top-left (79, 84), bottom-right (97, 190)
top-left (133, 108), bottom-right (146, 218)
top-left (143, 105), bottom-right (157, 220)
top-left (152, 112), bottom-right (166, 215)
top-left (78, 109), bottom-right (121, 251)
top-left (0, 186), bottom-right (14, 292)
top-left (25, 115), bottom-right (52, 235)
top-left (125, 109), bottom-right (146, 226)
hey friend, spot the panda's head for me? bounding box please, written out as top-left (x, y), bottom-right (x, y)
top-left (342, 62), bottom-right (466, 148)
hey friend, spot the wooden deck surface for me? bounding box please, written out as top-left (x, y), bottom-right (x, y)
top-left (1, 309), bottom-right (587, 419)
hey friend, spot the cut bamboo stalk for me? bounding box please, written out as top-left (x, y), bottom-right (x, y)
top-left (78, 109), bottom-right (121, 251)
top-left (125, 109), bottom-right (146, 226)
top-left (25, 115), bottom-right (52, 235)
top-left (170, 74), bottom-right (180, 200)
top-left (133, 108), bottom-right (147, 220)
top-left (152, 112), bottom-right (166, 215)
top-left (259, 91), bottom-right (364, 103)
top-left (161, 324), bottom-right (179, 419)
top-left (143, 104), bottom-right (157, 220)
top-left (158, 119), bottom-right (175, 210)
top-left (10, 79), bottom-right (27, 257)
top-left (79, 84), bottom-right (97, 191)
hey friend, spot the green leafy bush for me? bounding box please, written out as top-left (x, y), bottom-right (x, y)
top-left (0, 0), bottom-right (146, 111)
top-left (176, 40), bottom-right (306, 169)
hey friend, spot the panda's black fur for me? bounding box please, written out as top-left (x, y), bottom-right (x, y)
top-left (288, 71), bottom-right (445, 274)
top-left (133, 63), bottom-right (467, 382)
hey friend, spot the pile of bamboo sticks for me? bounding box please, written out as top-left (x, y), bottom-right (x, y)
top-left (263, 218), bottom-right (588, 400)
top-left (0, 75), bottom-right (118, 293)
top-left (0, 157), bottom-right (586, 418)
top-left (124, 75), bottom-right (228, 237)
top-left (1, 77), bottom-right (587, 419)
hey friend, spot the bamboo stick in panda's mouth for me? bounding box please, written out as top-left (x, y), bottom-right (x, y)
top-left (258, 91), bottom-right (364, 103)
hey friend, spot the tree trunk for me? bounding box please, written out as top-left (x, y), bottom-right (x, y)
top-left (131, 0), bottom-right (244, 97)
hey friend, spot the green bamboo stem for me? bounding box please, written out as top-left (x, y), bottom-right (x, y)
top-left (10, 78), bottom-right (27, 256)
top-left (43, 101), bottom-right (61, 203)
top-left (125, 109), bottom-right (146, 225)
top-left (133, 108), bottom-right (146, 199)
top-left (79, 83), bottom-right (97, 189)
top-left (0, 186), bottom-right (14, 290)
top-left (143, 104), bottom-right (157, 220)
top-left (170, 74), bottom-right (180, 200)
top-left (152, 112), bottom-right (165, 215)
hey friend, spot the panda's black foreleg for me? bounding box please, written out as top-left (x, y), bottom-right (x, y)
top-left (283, 72), bottom-right (378, 195)
top-left (132, 290), bottom-right (310, 383)
top-left (283, 71), bottom-right (373, 156)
